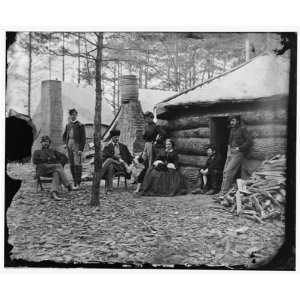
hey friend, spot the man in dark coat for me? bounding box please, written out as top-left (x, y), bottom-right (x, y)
top-left (33, 136), bottom-right (72, 200)
top-left (192, 145), bottom-right (223, 195)
top-left (62, 108), bottom-right (86, 189)
top-left (101, 129), bottom-right (133, 193)
top-left (142, 111), bottom-right (166, 170)
top-left (217, 115), bottom-right (253, 198)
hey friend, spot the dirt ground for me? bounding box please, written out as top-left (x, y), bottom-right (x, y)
top-left (6, 163), bottom-right (285, 268)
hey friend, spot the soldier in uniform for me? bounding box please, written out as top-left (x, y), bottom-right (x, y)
top-left (33, 136), bottom-right (72, 200)
top-left (63, 109), bottom-right (86, 190)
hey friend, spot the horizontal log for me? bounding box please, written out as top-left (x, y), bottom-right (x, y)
top-left (168, 115), bottom-right (209, 131)
top-left (178, 154), bottom-right (208, 168)
top-left (171, 127), bottom-right (210, 139)
top-left (247, 124), bottom-right (287, 138)
top-left (243, 108), bottom-right (288, 125)
top-left (249, 137), bottom-right (287, 160)
top-left (174, 138), bottom-right (210, 156)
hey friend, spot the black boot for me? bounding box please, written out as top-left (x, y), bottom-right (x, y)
top-left (77, 165), bottom-right (82, 185)
top-left (51, 191), bottom-right (62, 201)
top-left (70, 165), bottom-right (76, 185)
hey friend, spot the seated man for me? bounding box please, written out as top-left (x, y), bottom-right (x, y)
top-left (33, 136), bottom-right (72, 200)
top-left (101, 130), bottom-right (133, 193)
top-left (192, 145), bottom-right (223, 195)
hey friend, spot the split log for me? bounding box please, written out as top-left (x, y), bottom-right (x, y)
top-left (236, 191), bottom-right (242, 215)
top-left (243, 107), bottom-right (288, 125)
top-left (168, 115), bottom-right (209, 131)
top-left (178, 154), bottom-right (208, 168)
top-left (174, 137), bottom-right (210, 156)
top-left (247, 124), bottom-right (287, 138)
top-left (248, 137), bottom-right (287, 160)
top-left (171, 127), bottom-right (210, 139)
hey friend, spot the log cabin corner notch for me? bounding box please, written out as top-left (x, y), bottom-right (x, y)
top-left (156, 53), bottom-right (290, 186)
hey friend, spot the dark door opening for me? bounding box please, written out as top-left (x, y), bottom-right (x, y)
top-left (210, 117), bottom-right (231, 168)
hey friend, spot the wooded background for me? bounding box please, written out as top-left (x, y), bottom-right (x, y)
top-left (6, 32), bottom-right (282, 117)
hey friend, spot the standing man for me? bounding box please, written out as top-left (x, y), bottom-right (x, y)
top-left (142, 111), bottom-right (166, 170)
top-left (63, 108), bottom-right (86, 190)
top-left (101, 130), bottom-right (133, 193)
top-left (216, 115), bottom-right (252, 198)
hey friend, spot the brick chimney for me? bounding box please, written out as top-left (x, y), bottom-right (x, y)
top-left (32, 80), bottom-right (64, 152)
top-left (114, 75), bottom-right (146, 154)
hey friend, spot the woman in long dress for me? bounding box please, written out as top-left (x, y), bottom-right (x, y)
top-left (140, 138), bottom-right (187, 196)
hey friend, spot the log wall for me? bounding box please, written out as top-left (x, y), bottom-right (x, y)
top-left (159, 100), bottom-right (288, 184)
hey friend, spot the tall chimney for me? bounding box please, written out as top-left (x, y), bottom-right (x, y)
top-left (113, 75), bottom-right (146, 154)
top-left (32, 80), bottom-right (64, 152)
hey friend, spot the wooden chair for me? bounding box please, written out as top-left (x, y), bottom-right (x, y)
top-left (114, 170), bottom-right (128, 190)
top-left (102, 170), bottom-right (129, 191)
top-left (35, 173), bottom-right (52, 192)
top-left (34, 162), bottom-right (67, 192)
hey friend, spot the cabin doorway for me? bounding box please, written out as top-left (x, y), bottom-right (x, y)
top-left (210, 116), bottom-right (231, 168)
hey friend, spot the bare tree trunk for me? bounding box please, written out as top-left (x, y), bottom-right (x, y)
top-left (117, 62), bottom-right (122, 110)
top-left (167, 59), bottom-right (170, 88)
top-left (184, 63), bottom-right (188, 89)
top-left (144, 50), bottom-right (149, 88)
top-left (113, 61), bottom-right (117, 115)
top-left (78, 33), bottom-right (81, 84)
top-left (28, 32), bottom-right (32, 117)
top-left (192, 61), bottom-right (196, 85)
top-left (245, 36), bottom-right (250, 61)
top-left (62, 32), bottom-right (65, 81)
top-left (91, 32), bottom-right (103, 207)
top-left (48, 33), bottom-right (52, 80)
top-left (84, 33), bottom-right (91, 85)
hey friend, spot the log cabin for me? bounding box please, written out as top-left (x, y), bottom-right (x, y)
top-left (156, 53), bottom-right (290, 186)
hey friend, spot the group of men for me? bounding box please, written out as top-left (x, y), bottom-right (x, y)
top-left (33, 109), bottom-right (86, 200)
top-left (33, 107), bottom-right (252, 200)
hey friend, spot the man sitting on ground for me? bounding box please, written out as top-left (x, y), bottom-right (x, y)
top-left (33, 136), bottom-right (72, 200)
top-left (101, 130), bottom-right (133, 193)
top-left (192, 145), bottom-right (223, 195)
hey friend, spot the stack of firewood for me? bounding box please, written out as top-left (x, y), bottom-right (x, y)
top-left (217, 155), bottom-right (286, 223)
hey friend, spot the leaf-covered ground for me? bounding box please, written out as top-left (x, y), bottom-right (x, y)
top-left (6, 163), bottom-right (285, 267)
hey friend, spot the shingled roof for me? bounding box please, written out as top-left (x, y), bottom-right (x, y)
top-left (157, 53), bottom-right (290, 112)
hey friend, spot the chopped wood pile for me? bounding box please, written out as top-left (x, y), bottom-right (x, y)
top-left (216, 155), bottom-right (286, 223)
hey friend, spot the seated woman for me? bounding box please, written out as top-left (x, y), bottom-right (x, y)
top-left (192, 145), bottom-right (223, 195)
top-left (134, 134), bottom-right (165, 193)
top-left (140, 138), bottom-right (187, 196)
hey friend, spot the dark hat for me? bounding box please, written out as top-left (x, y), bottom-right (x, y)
top-left (69, 108), bottom-right (78, 115)
top-left (228, 115), bottom-right (240, 122)
top-left (205, 144), bottom-right (216, 151)
top-left (110, 129), bottom-right (121, 138)
top-left (144, 111), bottom-right (154, 118)
top-left (40, 135), bottom-right (51, 143)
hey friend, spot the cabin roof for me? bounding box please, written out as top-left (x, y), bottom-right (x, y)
top-left (157, 53), bottom-right (290, 112)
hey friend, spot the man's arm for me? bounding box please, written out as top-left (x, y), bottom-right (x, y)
top-left (102, 144), bottom-right (119, 162)
top-left (54, 150), bottom-right (68, 166)
top-left (32, 150), bottom-right (45, 165)
top-left (156, 125), bottom-right (167, 139)
top-left (78, 124), bottom-right (86, 152)
top-left (62, 125), bottom-right (68, 144)
top-left (123, 145), bottom-right (133, 164)
top-left (238, 127), bottom-right (253, 152)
